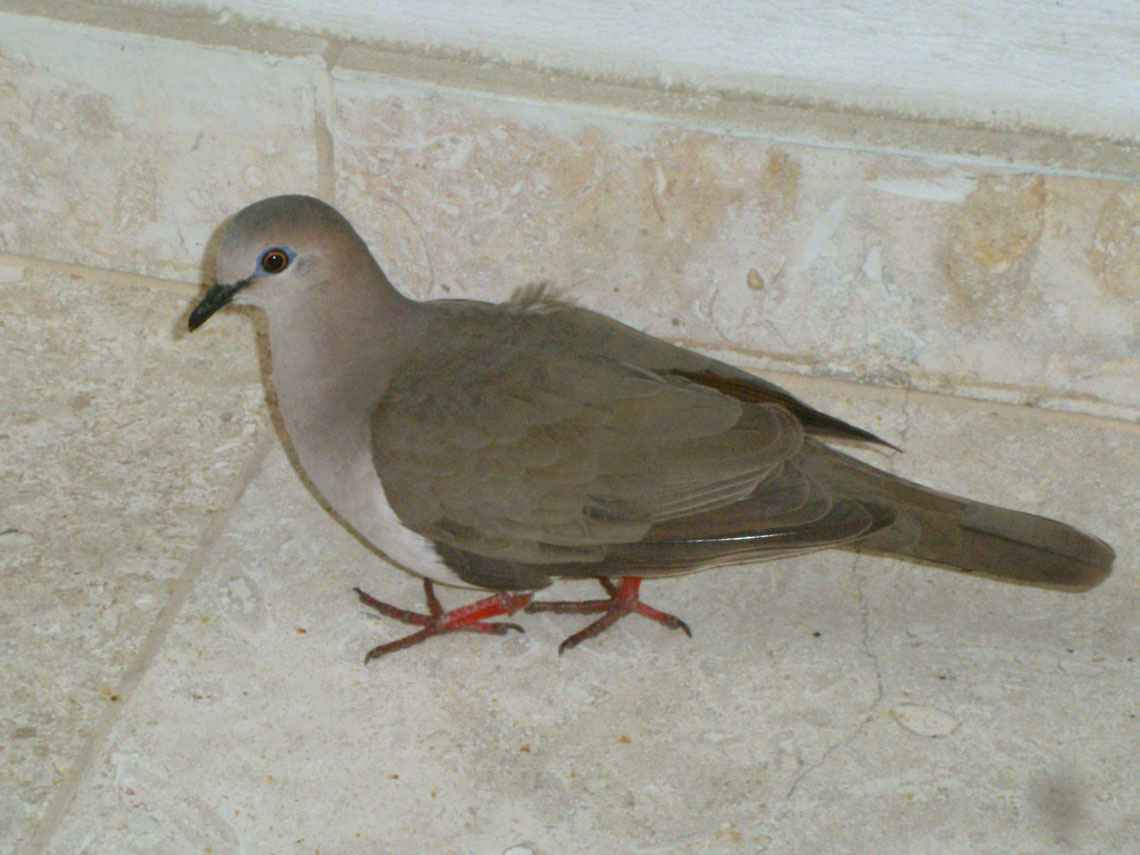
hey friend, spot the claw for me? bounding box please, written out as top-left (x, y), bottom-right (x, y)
top-left (355, 581), bottom-right (533, 662)
top-left (526, 576), bottom-right (692, 653)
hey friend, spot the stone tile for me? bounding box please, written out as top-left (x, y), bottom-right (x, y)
top-left (332, 76), bottom-right (1140, 421)
top-left (37, 368), bottom-right (1140, 855)
top-left (763, 375), bottom-right (1140, 855)
top-left (0, 267), bottom-right (267, 851)
top-left (0, 12), bottom-right (322, 279)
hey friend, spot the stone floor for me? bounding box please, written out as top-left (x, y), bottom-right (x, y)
top-left (2, 9), bottom-right (1138, 855)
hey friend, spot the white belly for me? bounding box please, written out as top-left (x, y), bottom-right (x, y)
top-left (292, 424), bottom-right (468, 587)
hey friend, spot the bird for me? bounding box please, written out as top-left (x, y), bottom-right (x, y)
top-left (188, 194), bottom-right (1114, 661)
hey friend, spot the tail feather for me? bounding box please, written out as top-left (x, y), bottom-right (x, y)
top-left (799, 440), bottom-right (1114, 591)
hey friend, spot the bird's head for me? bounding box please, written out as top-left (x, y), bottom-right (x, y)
top-left (189, 194), bottom-right (371, 330)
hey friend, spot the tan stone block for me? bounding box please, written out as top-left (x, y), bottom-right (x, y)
top-left (332, 76), bottom-right (1140, 421)
top-left (0, 13), bottom-right (322, 279)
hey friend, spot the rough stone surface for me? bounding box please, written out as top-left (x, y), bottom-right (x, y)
top-left (333, 76), bottom-right (1140, 421)
top-left (0, 12), bottom-right (322, 280)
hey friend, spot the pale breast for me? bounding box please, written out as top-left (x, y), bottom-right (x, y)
top-left (290, 419), bottom-right (471, 588)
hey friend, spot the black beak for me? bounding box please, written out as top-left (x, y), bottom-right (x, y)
top-left (188, 280), bottom-right (249, 331)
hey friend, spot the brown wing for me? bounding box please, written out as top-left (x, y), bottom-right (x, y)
top-left (670, 369), bottom-right (898, 449)
top-left (371, 302), bottom-right (885, 580)
top-left (375, 299), bottom-right (1110, 592)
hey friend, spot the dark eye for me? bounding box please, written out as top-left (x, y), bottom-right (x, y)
top-left (260, 248), bottom-right (291, 274)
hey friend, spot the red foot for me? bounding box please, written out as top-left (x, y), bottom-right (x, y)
top-left (354, 580), bottom-right (533, 663)
top-left (525, 576), bottom-right (692, 654)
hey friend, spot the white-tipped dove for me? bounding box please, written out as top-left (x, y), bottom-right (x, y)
top-left (189, 195), bottom-right (1114, 661)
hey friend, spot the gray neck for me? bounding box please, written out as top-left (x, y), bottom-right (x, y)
top-left (265, 272), bottom-right (422, 446)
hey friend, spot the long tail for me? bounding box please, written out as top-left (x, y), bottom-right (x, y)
top-left (799, 440), bottom-right (1114, 591)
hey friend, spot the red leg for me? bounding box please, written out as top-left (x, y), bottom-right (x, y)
top-left (354, 580), bottom-right (533, 663)
top-left (525, 576), bottom-right (692, 654)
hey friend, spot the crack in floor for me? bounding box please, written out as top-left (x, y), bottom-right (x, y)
top-left (778, 555), bottom-right (886, 809)
top-left (774, 390), bottom-right (914, 814)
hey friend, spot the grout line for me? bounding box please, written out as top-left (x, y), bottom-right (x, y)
top-left (682, 340), bottom-right (1140, 428)
top-left (20, 429), bottom-right (277, 855)
top-left (2, 249), bottom-right (1136, 431)
top-left (314, 40), bottom-right (341, 203)
top-left (756, 367), bottom-right (1140, 437)
top-left (326, 47), bottom-right (1140, 184)
top-left (331, 60), bottom-right (1140, 185)
top-left (2, 245), bottom-right (1136, 431)
top-left (0, 252), bottom-right (199, 297)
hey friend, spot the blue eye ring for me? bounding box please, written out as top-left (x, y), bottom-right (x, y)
top-left (257, 247), bottom-right (294, 276)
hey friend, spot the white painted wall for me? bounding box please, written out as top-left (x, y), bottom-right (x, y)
top-left (173, 0), bottom-right (1139, 140)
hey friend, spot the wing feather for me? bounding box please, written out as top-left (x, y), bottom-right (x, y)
top-left (373, 311), bottom-right (805, 561)
top-left (371, 301), bottom-right (890, 583)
